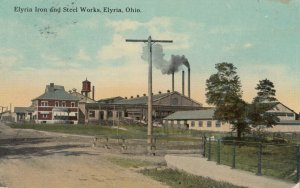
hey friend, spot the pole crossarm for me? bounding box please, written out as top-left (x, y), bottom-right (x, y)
top-left (126, 39), bottom-right (173, 43)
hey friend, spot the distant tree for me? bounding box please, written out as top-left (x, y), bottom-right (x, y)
top-left (206, 63), bottom-right (249, 139)
top-left (253, 79), bottom-right (277, 103)
top-left (248, 79), bottom-right (279, 131)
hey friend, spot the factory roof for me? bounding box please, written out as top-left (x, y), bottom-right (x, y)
top-left (98, 96), bottom-right (124, 104)
top-left (70, 91), bottom-right (96, 103)
top-left (164, 109), bottom-right (215, 120)
top-left (14, 107), bottom-right (34, 113)
top-left (112, 91), bottom-right (198, 106)
top-left (32, 83), bottom-right (79, 101)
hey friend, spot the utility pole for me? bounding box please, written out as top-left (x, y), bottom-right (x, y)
top-left (126, 36), bottom-right (173, 154)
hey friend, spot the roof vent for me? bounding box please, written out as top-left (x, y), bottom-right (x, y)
top-left (131, 96), bottom-right (133, 99)
top-left (167, 90), bottom-right (170, 93)
top-left (125, 97), bottom-right (127, 99)
top-left (50, 83), bottom-right (54, 87)
top-left (158, 91), bottom-right (162, 94)
top-left (137, 95), bottom-right (140, 98)
top-left (143, 94), bottom-right (146, 96)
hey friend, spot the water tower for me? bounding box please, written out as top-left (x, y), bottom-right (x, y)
top-left (81, 78), bottom-right (91, 97)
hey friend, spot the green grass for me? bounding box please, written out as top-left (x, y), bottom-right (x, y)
top-left (9, 123), bottom-right (207, 140)
top-left (141, 168), bottom-right (245, 188)
top-left (108, 157), bottom-right (154, 168)
top-left (205, 141), bottom-right (297, 182)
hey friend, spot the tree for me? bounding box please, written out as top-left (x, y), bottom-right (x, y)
top-left (253, 79), bottom-right (277, 103)
top-left (206, 62), bottom-right (249, 139)
top-left (248, 79), bottom-right (279, 131)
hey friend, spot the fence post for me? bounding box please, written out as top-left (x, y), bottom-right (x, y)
top-left (203, 135), bottom-right (206, 157)
top-left (257, 142), bottom-right (262, 176)
top-left (208, 137), bottom-right (211, 161)
top-left (232, 140), bottom-right (236, 169)
top-left (296, 145), bottom-right (300, 182)
top-left (217, 139), bottom-right (221, 164)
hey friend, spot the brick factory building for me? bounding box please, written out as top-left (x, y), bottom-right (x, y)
top-left (30, 83), bottom-right (79, 124)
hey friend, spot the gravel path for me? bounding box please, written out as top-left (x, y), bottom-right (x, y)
top-left (165, 154), bottom-right (295, 188)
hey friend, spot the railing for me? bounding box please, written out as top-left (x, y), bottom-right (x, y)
top-left (203, 137), bottom-right (300, 182)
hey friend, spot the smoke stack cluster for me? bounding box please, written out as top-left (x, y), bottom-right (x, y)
top-left (141, 44), bottom-right (191, 98)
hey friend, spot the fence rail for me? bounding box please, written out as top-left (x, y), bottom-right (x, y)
top-left (203, 137), bottom-right (300, 182)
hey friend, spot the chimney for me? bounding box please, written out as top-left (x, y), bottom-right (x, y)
top-left (172, 72), bottom-right (174, 92)
top-left (188, 68), bottom-right (190, 98)
top-left (50, 83), bottom-right (54, 87)
top-left (92, 86), bottom-right (95, 100)
top-left (131, 96), bottom-right (133, 98)
top-left (182, 70), bottom-right (185, 96)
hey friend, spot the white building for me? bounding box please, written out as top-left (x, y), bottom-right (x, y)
top-left (163, 102), bottom-right (300, 132)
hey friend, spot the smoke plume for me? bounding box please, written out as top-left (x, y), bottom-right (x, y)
top-left (141, 44), bottom-right (189, 75)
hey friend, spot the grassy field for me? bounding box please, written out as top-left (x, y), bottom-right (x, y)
top-left (9, 123), bottom-right (206, 140)
top-left (205, 140), bottom-right (297, 182)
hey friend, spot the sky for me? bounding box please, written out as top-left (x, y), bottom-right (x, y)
top-left (0, 0), bottom-right (299, 112)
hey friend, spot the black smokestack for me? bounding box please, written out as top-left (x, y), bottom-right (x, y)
top-left (172, 71), bottom-right (174, 92)
top-left (92, 86), bottom-right (95, 100)
top-left (182, 70), bottom-right (185, 96)
top-left (188, 68), bottom-right (190, 98)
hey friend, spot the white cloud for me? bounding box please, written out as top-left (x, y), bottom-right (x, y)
top-left (243, 43), bottom-right (254, 49)
top-left (97, 34), bottom-right (142, 62)
top-left (106, 19), bottom-right (141, 32)
top-left (76, 49), bottom-right (91, 61)
top-left (106, 17), bottom-right (191, 49)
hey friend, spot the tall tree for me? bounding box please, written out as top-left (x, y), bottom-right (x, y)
top-left (206, 63), bottom-right (249, 138)
top-left (249, 79), bottom-right (279, 129)
top-left (253, 79), bottom-right (277, 103)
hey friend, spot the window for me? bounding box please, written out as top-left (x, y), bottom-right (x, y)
top-left (207, 121), bottom-right (212, 127)
top-left (71, 102), bottom-right (75, 107)
top-left (216, 121), bottom-right (221, 127)
top-left (42, 114), bottom-right (48, 118)
top-left (41, 101), bottom-right (48, 106)
top-left (89, 110), bottom-right (95, 118)
top-left (198, 121), bottom-right (203, 127)
top-left (191, 121), bottom-right (195, 127)
top-left (62, 101), bottom-right (66, 107)
top-left (55, 101), bottom-right (59, 107)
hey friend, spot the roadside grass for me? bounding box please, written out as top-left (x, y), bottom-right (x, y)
top-left (108, 157), bottom-right (244, 188)
top-left (141, 168), bottom-right (246, 188)
top-left (206, 141), bottom-right (297, 182)
top-left (108, 157), bottom-right (154, 168)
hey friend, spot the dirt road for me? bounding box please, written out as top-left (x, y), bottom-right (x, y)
top-left (0, 123), bottom-right (167, 188)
